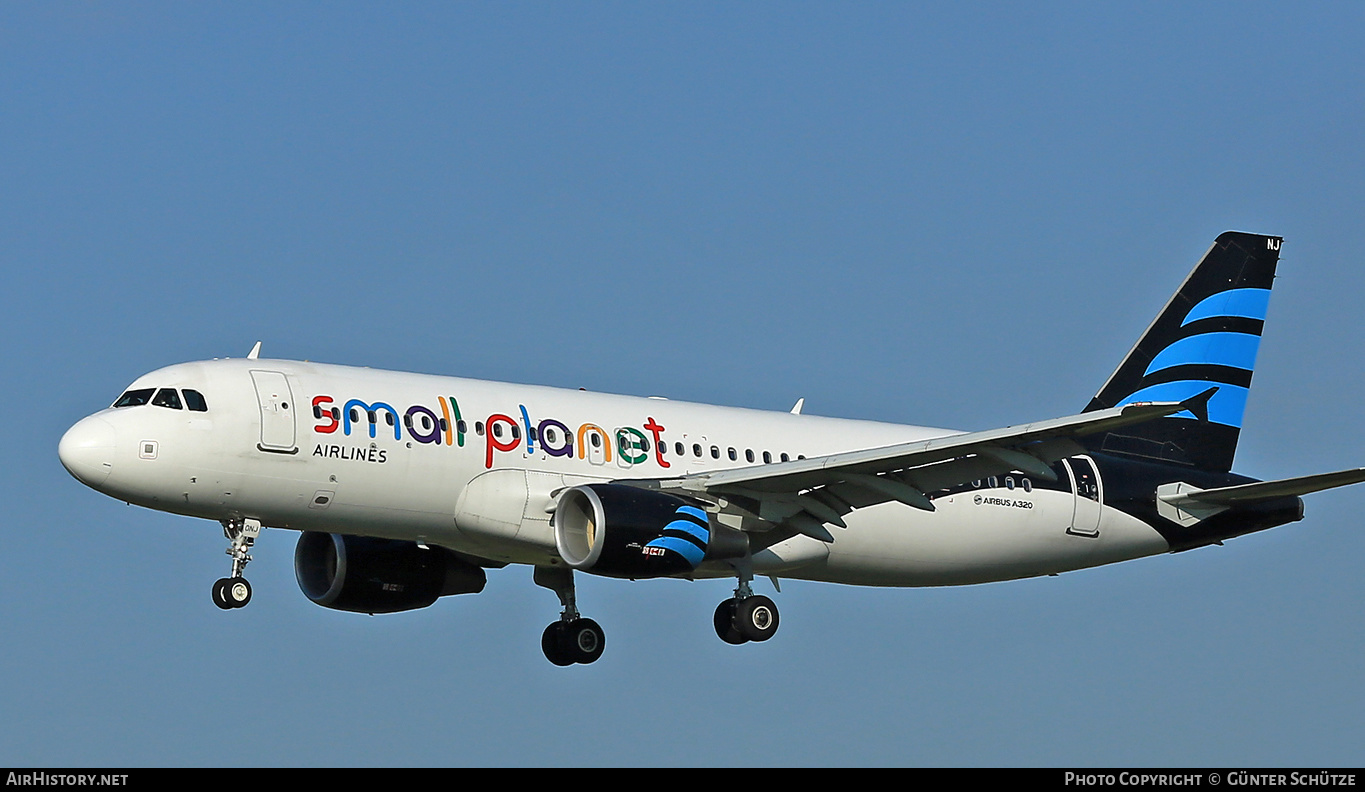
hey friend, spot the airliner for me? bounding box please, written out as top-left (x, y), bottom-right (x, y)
top-left (58, 232), bottom-right (1365, 665)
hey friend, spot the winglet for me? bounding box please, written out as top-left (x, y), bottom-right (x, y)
top-left (791, 398), bottom-right (804, 415)
top-left (1179, 386), bottom-right (1219, 423)
top-left (247, 341), bottom-right (262, 360)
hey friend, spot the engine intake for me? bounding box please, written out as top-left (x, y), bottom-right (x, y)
top-left (294, 532), bottom-right (486, 614)
top-left (553, 484), bottom-right (747, 578)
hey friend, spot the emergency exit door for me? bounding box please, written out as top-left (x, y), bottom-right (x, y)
top-left (1063, 456), bottom-right (1102, 537)
top-left (250, 370), bottom-right (297, 453)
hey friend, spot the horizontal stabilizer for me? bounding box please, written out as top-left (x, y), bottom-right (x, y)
top-left (1166, 467), bottom-right (1365, 507)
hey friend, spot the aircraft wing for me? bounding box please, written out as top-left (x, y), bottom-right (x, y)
top-left (622, 392), bottom-right (1215, 545)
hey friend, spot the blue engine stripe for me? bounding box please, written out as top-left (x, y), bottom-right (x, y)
top-left (663, 518), bottom-right (709, 544)
top-left (675, 505), bottom-right (708, 524)
top-left (1182, 288), bottom-right (1271, 326)
top-left (1144, 332), bottom-right (1261, 376)
top-left (646, 536), bottom-right (705, 567)
top-left (1119, 380), bottom-right (1250, 427)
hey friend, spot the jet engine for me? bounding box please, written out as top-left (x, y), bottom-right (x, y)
top-left (294, 532), bottom-right (486, 614)
top-left (552, 484), bottom-right (747, 578)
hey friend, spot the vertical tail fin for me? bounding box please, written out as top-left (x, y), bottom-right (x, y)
top-left (1082, 231), bottom-right (1283, 472)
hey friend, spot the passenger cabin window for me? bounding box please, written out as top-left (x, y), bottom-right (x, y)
top-left (113, 388), bottom-right (155, 408)
top-left (183, 389), bottom-right (208, 412)
top-left (151, 388), bottom-right (183, 410)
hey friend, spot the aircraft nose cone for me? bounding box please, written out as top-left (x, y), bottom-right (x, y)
top-left (59, 416), bottom-right (115, 487)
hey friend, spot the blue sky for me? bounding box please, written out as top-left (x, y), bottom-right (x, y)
top-left (3, 3), bottom-right (1364, 766)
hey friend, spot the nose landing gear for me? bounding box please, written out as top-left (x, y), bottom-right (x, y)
top-left (212, 518), bottom-right (260, 610)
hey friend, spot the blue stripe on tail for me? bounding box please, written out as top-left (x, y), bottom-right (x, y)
top-left (1181, 288), bottom-right (1271, 326)
top-left (1143, 332), bottom-right (1262, 376)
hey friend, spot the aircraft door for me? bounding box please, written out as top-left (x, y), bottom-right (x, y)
top-left (1063, 456), bottom-right (1102, 537)
top-left (250, 370), bottom-right (297, 453)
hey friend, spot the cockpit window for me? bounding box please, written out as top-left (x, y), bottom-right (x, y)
top-left (151, 388), bottom-right (183, 410)
top-left (183, 389), bottom-right (208, 412)
top-left (113, 388), bottom-right (155, 408)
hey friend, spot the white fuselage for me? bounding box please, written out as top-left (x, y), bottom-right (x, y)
top-left (59, 358), bottom-right (1172, 587)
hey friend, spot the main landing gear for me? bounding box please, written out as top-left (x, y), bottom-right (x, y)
top-left (713, 568), bottom-right (780, 645)
top-left (212, 517), bottom-right (260, 610)
top-left (534, 566), bottom-right (606, 666)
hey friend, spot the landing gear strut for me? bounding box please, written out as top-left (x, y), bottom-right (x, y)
top-left (534, 566), bottom-right (605, 666)
top-left (213, 517), bottom-right (260, 610)
top-left (714, 566), bottom-right (780, 644)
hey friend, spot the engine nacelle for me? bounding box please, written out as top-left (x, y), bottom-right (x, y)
top-left (553, 484), bottom-right (747, 579)
top-left (294, 532), bottom-right (486, 614)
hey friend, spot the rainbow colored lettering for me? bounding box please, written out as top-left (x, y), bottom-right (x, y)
top-left (311, 395), bottom-right (670, 470)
